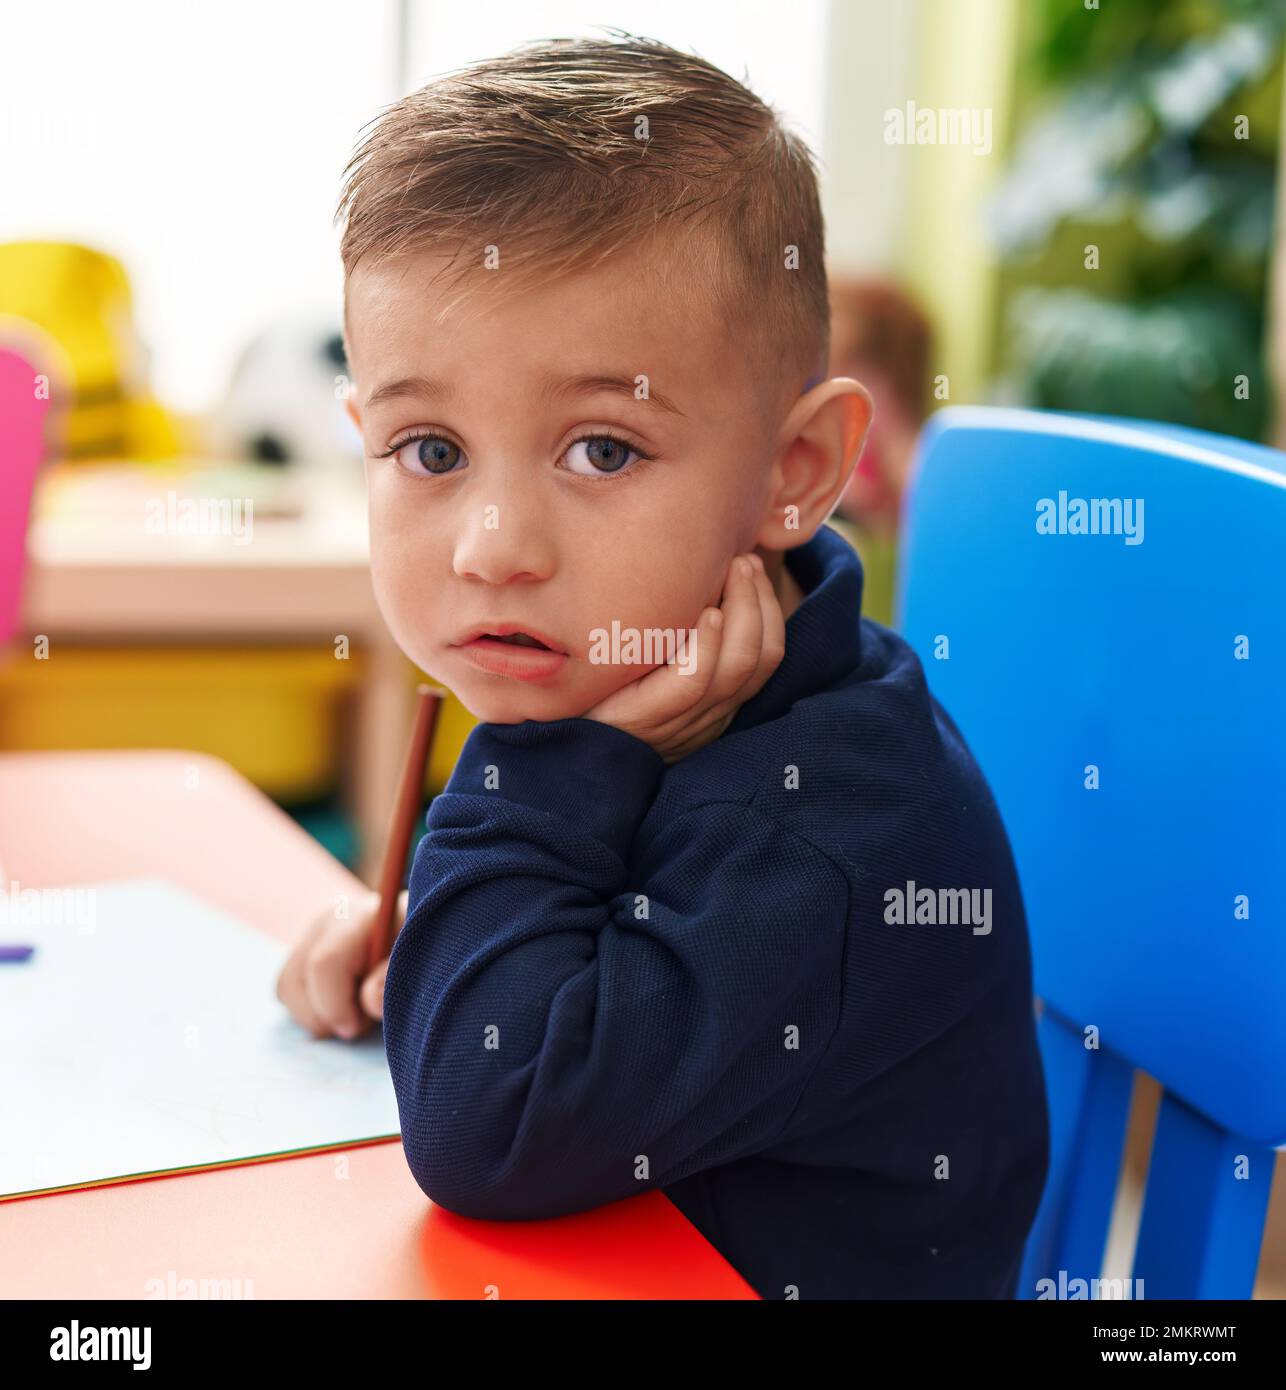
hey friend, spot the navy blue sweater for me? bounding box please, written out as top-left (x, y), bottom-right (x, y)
top-left (384, 523), bottom-right (1050, 1299)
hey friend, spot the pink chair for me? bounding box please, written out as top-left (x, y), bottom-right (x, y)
top-left (0, 348), bottom-right (49, 644)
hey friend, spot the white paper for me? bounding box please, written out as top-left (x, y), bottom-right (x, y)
top-left (0, 878), bottom-right (400, 1199)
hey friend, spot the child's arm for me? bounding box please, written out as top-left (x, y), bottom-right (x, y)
top-left (383, 715), bottom-right (849, 1221)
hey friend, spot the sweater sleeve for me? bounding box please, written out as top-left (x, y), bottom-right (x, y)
top-left (383, 716), bottom-right (850, 1222)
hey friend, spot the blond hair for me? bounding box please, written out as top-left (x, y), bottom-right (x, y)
top-left (336, 33), bottom-right (829, 389)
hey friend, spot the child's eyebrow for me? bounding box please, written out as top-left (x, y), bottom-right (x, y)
top-left (364, 375), bottom-right (453, 411)
top-left (363, 370), bottom-right (685, 418)
top-left (541, 371), bottom-right (685, 418)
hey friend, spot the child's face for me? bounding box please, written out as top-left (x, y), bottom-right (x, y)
top-left (344, 243), bottom-right (783, 724)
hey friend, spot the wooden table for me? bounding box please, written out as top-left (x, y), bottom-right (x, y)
top-left (0, 750), bottom-right (756, 1299)
top-left (19, 462), bottom-right (415, 882)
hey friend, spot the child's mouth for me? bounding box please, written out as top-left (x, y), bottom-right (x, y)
top-left (486, 632), bottom-right (549, 649)
top-left (454, 627), bottom-right (569, 682)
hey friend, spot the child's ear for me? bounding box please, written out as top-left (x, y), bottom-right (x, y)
top-left (755, 378), bottom-right (873, 549)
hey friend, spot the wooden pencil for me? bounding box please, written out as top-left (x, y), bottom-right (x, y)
top-left (366, 683), bottom-right (446, 974)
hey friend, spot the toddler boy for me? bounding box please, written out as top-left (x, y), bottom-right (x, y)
top-left (279, 33), bottom-right (1049, 1299)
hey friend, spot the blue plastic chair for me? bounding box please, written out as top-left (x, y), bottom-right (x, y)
top-left (896, 406), bottom-right (1286, 1299)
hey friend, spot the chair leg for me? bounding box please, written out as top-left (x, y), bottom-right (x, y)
top-left (1133, 1091), bottom-right (1272, 1299)
top-left (1019, 1006), bottom-right (1132, 1298)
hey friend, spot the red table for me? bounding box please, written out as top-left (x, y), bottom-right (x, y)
top-left (0, 751), bottom-right (756, 1299)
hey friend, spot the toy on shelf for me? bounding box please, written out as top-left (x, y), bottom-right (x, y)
top-left (0, 241), bottom-right (182, 463)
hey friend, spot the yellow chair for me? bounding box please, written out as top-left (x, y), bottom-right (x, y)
top-left (0, 241), bottom-right (184, 462)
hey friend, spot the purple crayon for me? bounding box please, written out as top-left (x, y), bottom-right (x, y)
top-left (0, 944), bottom-right (35, 963)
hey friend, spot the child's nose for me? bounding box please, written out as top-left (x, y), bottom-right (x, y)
top-left (451, 507), bottom-right (556, 586)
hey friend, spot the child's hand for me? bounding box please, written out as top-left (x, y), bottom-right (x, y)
top-left (583, 551), bottom-right (785, 763)
top-left (276, 888), bottom-right (407, 1040)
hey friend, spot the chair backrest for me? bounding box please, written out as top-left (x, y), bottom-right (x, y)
top-left (0, 348), bottom-right (48, 644)
top-left (897, 406), bottom-right (1286, 1299)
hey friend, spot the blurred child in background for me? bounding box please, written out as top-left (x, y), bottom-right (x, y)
top-left (827, 276), bottom-right (933, 625)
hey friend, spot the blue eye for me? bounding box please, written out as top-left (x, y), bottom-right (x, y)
top-left (390, 434), bottom-right (466, 475)
top-left (564, 435), bottom-right (639, 476)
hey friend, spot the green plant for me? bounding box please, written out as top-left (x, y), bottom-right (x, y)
top-left (989, 0), bottom-right (1284, 440)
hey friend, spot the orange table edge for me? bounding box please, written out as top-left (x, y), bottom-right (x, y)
top-left (0, 749), bottom-right (757, 1300)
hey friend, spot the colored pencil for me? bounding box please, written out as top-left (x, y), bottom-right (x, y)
top-left (366, 684), bottom-right (446, 974)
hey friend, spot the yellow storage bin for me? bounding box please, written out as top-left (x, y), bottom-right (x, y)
top-left (0, 646), bottom-right (360, 803)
